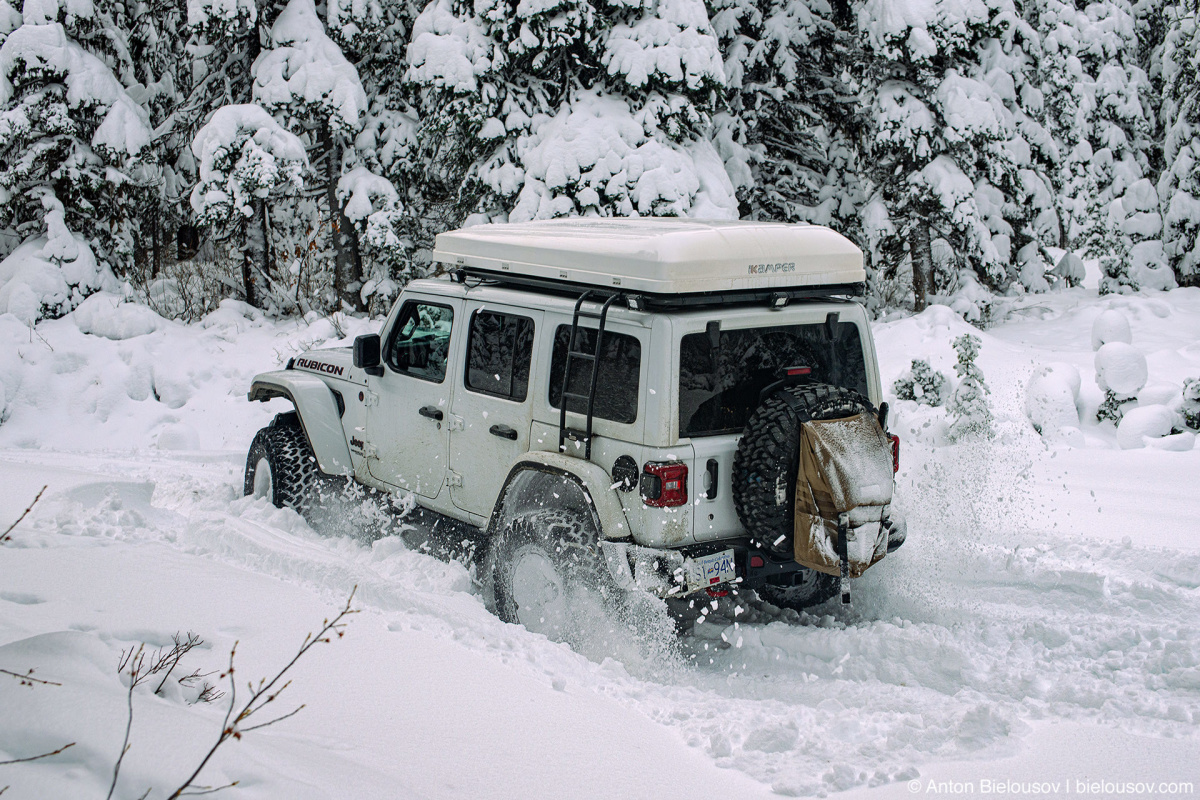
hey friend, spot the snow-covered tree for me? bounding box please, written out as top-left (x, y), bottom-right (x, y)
top-left (948, 333), bottom-right (992, 439)
top-left (1031, 0), bottom-right (1168, 293)
top-left (1158, 1), bottom-right (1200, 286)
top-left (190, 104), bottom-right (308, 308)
top-left (252, 0), bottom-right (378, 310)
top-left (402, 0), bottom-right (736, 226)
top-left (0, 3), bottom-right (155, 278)
top-left (857, 0), bottom-right (1058, 311)
top-left (710, 0), bottom-right (865, 238)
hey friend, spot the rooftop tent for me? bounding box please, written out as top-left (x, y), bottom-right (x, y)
top-left (431, 219), bottom-right (865, 298)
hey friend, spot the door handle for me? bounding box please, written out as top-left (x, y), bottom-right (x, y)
top-left (419, 405), bottom-right (443, 421)
top-left (489, 424), bottom-right (518, 441)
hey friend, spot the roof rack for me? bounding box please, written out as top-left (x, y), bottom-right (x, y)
top-left (454, 267), bottom-right (865, 310)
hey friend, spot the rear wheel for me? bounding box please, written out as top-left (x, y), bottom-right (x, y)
top-left (484, 508), bottom-right (617, 639)
top-left (244, 418), bottom-right (325, 521)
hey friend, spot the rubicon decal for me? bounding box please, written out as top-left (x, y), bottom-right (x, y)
top-left (295, 358), bottom-right (345, 376)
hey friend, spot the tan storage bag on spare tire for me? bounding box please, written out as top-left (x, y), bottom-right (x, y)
top-left (794, 413), bottom-right (894, 577)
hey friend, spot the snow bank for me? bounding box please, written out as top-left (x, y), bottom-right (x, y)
top-left (72, 292), bottom-right (167, 339)
top-left (0, 224), bottom-right (117, 324)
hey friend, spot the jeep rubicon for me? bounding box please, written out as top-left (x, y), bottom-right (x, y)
top-left (244, 219), bottom-right (905, 635)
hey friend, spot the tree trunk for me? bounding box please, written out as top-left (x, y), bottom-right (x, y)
top-left (910, 218), bottom-right (933, 312)
top-left (322, 122), bottom-right (364, 312)
top-left (241, 204), bottom-right (268, 309)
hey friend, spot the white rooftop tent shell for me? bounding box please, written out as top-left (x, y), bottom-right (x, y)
top-left (431, 219), bottom-right (865, 296)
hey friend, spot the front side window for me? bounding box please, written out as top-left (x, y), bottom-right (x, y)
top-left (679, 321), bottom-right (869, 437)
top-left (549, 325), bottom-right (641, 424)
top-left (384, 301), bottom-right (454, 383)
top-left (465, 310), bottom-right (535, 401)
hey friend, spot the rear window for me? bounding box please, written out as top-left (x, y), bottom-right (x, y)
top-left (549, 325), bottom-right (641, 424)
top-left (679, 321), bottom-right (869, 437)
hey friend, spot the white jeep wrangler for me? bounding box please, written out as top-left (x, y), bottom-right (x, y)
top-left (244, 219), bottom-right (905, 634)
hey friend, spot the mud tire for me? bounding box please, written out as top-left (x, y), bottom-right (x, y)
top-left (756, 571), bottom-right (841, 611)
top-left (484, 507), bottom-right (618, 638)
top-left (244, 416), bottom-right (326, 522)
top-left (732, 383), bottom-right (874, 560)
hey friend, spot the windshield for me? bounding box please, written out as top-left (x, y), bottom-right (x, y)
top-left (679, 320), bottom-right (869, 437)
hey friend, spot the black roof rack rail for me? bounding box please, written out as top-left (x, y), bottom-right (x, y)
top-left (453, 267), bottom-right (864, 310)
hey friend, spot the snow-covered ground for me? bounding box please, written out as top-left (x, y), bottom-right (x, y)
top-left (2, 288), bottom-right (1199, 799)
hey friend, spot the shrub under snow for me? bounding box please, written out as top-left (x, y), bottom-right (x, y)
top-left (1094, 342), bottom-right (1148, 397)
top-left (1026, 363), bottom-right (1082, 435)
top-left (1091, 310), bottom-right (1132, 351)
top-left (1115, 405), bottom-right (1181, 450)
top-left (892, 359), bottom-right (948, 406)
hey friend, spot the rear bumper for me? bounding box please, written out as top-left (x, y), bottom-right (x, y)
top-left (603, 512), bottom-right (906, 597)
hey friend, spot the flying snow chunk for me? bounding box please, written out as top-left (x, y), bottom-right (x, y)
top-left (1094, 342), bottom-right (1147, 397)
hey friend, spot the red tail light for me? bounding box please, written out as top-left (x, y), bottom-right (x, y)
top-left (640, 462), bottom-right (688, 507)
top-left (889, 434), bottom-right (900, 473)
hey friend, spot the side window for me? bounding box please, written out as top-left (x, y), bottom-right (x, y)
top-left (549, 325), bottom-right (640, 424)
top-left (465, 310), bottom-right (535, 401)
top-left (384, 301), bottom-right (454, 383)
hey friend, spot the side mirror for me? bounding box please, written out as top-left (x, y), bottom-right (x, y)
top-left (353, 334), bottom-right (384, 377)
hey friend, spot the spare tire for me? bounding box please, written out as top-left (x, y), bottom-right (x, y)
top-left (732, 383), bottom-right (875, 559)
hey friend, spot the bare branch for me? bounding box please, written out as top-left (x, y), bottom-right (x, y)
top-left (0, 742), bottom-right (76, 766)
top-left (179, 781), bottom-right (239, 796)
top-left (165, 587), bottom-right (358, 800)
top-left (1, 486), bottom-right (47, 544)
top-left (238, 704), bottom-right (306, 733)
top-left (0, 668), bottom-right (61, 687)
top-left (107, 645), bottom-right (145, 800)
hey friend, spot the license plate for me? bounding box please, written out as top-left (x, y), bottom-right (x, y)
top-left (686, 549), bottom-right (737, 592)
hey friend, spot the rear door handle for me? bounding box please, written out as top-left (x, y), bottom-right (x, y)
top-left (419, 406), bottom-right (443, 421)
top-left (489, 424), bottom-right (518, 440)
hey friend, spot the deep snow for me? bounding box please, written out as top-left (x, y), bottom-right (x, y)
top-left (2, 286), bottom-right (1199, 799)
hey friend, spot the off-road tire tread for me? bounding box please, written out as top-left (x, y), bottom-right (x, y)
top-left (733, 383), bottom-right (874, 558)
top-left (487, 507), bottom-right (613, 625)
top-left (244, 421), bottom-right (325, 520)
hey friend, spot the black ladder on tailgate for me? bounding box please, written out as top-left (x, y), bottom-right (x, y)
top-left (558, 291), bottom-right (621, 460)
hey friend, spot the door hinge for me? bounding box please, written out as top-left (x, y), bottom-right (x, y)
top-left (446, 414), bottom-right (464, 432)
top-left (362, 442), bottom-right (378, 459)
top-left (446, 470), bottom-right (463, 488)
top-left (363, 391), bottom-right (380, 407)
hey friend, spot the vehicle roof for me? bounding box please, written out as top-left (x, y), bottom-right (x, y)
top-left (431, 219), bottom-right (865, 295)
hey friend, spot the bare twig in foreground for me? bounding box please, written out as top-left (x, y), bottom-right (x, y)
top-left (0, 668), bottom-right (61, 687)
top-left (1, 485), bottom-right (46, 544)
top-left (165, 587), bottom-right (358, 800)
top-left (0, 742), bottom-right (76, 766)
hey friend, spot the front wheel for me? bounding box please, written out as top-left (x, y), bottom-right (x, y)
top-left (244, 420), bottom-right (324, 520)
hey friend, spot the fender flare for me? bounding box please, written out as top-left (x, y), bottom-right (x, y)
top-left (491, 451), bottom-right (633, 541)
top-left (248, 371), bottom-right (353, 475)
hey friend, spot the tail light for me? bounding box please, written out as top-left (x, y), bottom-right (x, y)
top-left (889, 434), bottom-right (900, 473)
top-left (640, 461), bottom-right (688, 507)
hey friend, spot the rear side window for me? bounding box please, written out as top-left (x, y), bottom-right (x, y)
top-left (679, 321), bottom-right (869, 437)
top-left (549, 325), bottom-right (641, 424)
top-left (465, 310), bottom-right (535, 401)
top-left (384, 301), bottom-right (454, 383)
